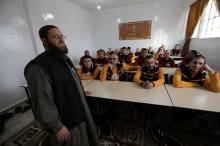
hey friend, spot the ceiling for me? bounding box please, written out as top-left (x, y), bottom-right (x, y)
top-left (70, 0), bottom-right (167, 11)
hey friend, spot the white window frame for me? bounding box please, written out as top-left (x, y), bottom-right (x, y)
top-left (192, 0), bottom-right (220, 39)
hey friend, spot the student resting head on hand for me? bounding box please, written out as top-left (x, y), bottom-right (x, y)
top-left (173, 54), bottom-right (220, 93)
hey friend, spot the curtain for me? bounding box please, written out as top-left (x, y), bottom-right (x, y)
top-left (215, 0), bottom-right (220, 12)
top-left (181, 0), bottom-right (209, 57)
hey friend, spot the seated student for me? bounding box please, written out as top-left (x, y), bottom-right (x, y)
top-left (106, 47), bottom-right (114, 57)
top-left (148, 46), bottom-right (154, 55)
top-left (79, 49), bottom-right (95, 65)
top-left (118, 47), bottom-right (132, 65)
top-left (77, 56), bottom-right (100, 80)
top-left (100, 53), bottom-right (139, 81)
top-left (134, 48), bottom-right (148, 66)
top-left (95, 49), bottom-right (108, 67)
top-left (173, 54), bottom-right (220, 93)
top-left (170, 44), bottom-right (181, 56)
top-left (154, 46), bottom-right (165, 60)
top-left (133, 55), bottom-right (165, 89)
top-left (180, 49), bottom-right (198, 68)
top-left (158, 50), bottom-right (175, 67)
top-left (127, 46), bottom-right (135, 64)
top-left (135, 48), bottom-right (141, 57)
top-left (114, 48), bottom-right (120, 55)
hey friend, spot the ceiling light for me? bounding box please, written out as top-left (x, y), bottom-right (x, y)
top-left (97, 5), bottom-right (101, 10)
top-left (117, 18), bottom-right (121, 23)
top-left (43, 13), bottom-right (55, 21)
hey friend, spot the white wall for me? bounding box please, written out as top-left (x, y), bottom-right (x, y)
top-left (190, 38), bottom-right (220, 71)
top-left (0, 0), bottom-right (93, 112)
top-left (0, 0), bottom-right (36, 112)
top-left (25, 0), bottom-right (93, 64)
top-left (93, 0), bottom-right (192, 52)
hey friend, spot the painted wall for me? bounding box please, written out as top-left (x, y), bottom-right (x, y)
top-left (93, 0), bottom-right (192, 52)
top-left (190, 38), bottom-right (220, 71)
top-left (0, 0), bottom-right (93, 112)
top-left (0, 0), bottom-right (36, 112)
top-left (25, 0), bottom-right (93, 64)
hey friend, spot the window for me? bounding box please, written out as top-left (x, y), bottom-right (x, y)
top-left (192, 0), bottom-right (220, 38)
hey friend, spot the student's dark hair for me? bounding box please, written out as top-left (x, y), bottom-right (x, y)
top-left (145, 55), bottom-right (154, 60)
top-left (191, 54), bottom-right (206, 64)
top-left (185, 49), bottom-right (199, 61)
top-left (97, 49), bottom-right (105, 53)
top-left (110, 53), bottom-right (118, 57)
top-left (39, 25), bottom-right (58, 39)
top-left (82, 55), bottom-right (93, 61)
top-left (189, 49), bottom-right (198, 56)
top-left (141, 48), bottom-right (148, 52)
top-left (121, 47), bottom-right (126, 50)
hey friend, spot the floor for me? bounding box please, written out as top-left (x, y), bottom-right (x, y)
top-left (1, 103), bottom-right (220, 146)
top-left (0, 109), bottom-right (34, 144)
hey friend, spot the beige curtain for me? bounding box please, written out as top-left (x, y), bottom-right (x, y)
top-left (181, 0), bottom-right (209, 57)
top-left (215, 0), bottom-right (220, 12)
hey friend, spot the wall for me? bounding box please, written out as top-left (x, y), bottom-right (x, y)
top-left (25, 0), bottom-right (93, 64)
top-left (0, 0), bottom-right (36, 112)
top-left (190, 38), bottom-right (220, 71)
top-left (0, 0), bottom-right (93, 112)
top-left (93, 0), bottom-right (192, 52)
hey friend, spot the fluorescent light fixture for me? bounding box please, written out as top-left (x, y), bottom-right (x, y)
top-left (97, 5), bottom-right (101, 10)
top-left (43, 13), bottom-right (55, 21)
top-left (117, 18), bottom-right (121, 23)
top-left (154, 16), bottom-right (158, 22)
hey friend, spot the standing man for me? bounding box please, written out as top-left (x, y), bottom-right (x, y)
top-left (24, 25), bottom-right (100, 146)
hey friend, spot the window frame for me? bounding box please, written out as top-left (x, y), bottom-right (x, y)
top-left (192, 0), bottom-right (220, 39)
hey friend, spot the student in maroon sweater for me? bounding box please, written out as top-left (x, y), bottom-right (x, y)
top-left (158, 50), bottom-right (175, 67)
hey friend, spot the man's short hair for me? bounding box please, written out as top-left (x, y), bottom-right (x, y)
top-left (191, 54), bottom-right (206, 64)
top-left (141, 48), bottom-right (148, 52)
top-left (82, 55), bottom-right (93, 62)
top-left (110, 53), bottom-right (118, 57)
top-left (97, 49), bottom-right (105, 53)
top-left (146, 55), bottom-right (154, 60)
top-left (39, 25), bottom-right (58, 39)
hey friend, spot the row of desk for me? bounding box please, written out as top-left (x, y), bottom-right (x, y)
top-left (81, 79), bottom-right (220, 113)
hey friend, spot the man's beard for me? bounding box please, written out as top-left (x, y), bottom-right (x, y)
top-left (47, 40), bottom-right (68, 55)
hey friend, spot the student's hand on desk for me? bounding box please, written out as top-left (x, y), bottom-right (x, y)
top-left (55, 126), bottom-right (70, 143)
top-left (145, 81), bottom-right (154, 89)
top-left (142, 81), bottom-right (154, 89)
